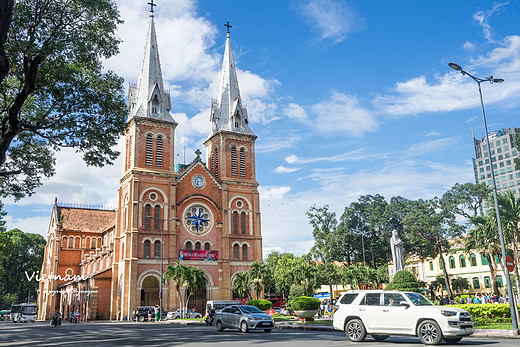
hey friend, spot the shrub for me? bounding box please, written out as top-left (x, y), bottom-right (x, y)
top-left (385, 270), bottom-right (420, 293)
top-left (445, 303), bottom-right (520, 321)
top-left (290, 297), bottom-right (320, 311)
top-left (246, 299), bottom-right (272, 311)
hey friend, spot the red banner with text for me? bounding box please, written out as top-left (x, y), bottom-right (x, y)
top-left (179, 249), bottom-right (218, 261)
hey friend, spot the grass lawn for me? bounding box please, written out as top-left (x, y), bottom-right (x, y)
top-left (474, 322), bottom-right (514, 330)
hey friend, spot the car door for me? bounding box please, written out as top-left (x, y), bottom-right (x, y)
top-left (231, 306), bottom-right (242, 329)
top-left (380, 293), bottom-right (413, 332)
top-left (357, 293), bottom-right (382, 331)
top-left (219, 306), bottom-right (234, 328)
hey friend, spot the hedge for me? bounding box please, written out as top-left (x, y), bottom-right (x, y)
top-left (290, 297), bottom-right (320, 311)
top-left (246, 299), bottom-right (272, 311)
top-left (445, 304), bottom-right (520, 323)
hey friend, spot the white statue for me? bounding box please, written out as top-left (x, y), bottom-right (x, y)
top-left (390, 229), bottom-right (404, 272)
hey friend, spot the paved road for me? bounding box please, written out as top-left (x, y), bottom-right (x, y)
top-left (0, 321), bottom-right (518, 346)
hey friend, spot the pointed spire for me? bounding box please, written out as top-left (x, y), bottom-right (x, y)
top-left (209, 23), bottom-right (254, 137)
top-left (127, 6), bottom-right (174, 123)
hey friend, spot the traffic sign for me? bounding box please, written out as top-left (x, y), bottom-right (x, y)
top-left (505, 255), bottom-right (514, 272)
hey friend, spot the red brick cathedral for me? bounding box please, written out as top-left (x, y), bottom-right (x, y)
top-left (38, 8), bottom-right (262, 321)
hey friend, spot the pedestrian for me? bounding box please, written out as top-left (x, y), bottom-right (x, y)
top-left (134, 308), bottom-right (139, 322)
top-left (154, 305), bottom-right (160, 322)
top-left (473, 296), bottom-right (479, 304)
top-left (466, 296), bottom-right (472, 304)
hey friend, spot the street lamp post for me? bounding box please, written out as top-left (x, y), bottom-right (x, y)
top-left (146, 215), bottom-right (179, 321)
top-left (449, 62), bottom-right (518, 330)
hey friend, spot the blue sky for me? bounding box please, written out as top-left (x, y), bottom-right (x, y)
top-left (4, 0), bottom-right (520, 256)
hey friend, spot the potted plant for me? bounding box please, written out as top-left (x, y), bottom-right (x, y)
top-left (290, 297), bottom-right (320, 321)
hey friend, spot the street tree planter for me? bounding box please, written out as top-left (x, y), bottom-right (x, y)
top-left (294, 310), bottom-right (318, 322)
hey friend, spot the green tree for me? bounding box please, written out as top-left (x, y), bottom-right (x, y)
top-left (441, 182), bottom-right (491, 219)
top-left (385, 270), bottom-right (420, 293)
top-left (0, 229), bottom-right (45, 308)
top-left (288, 261), bottom-right (320, 296)
top-left (451, 277), bottom-right (470, 295)
top-left (163, 261), bottom-right (207, 318)
top-left (339, 263), bottom-right (373, 290)
top-left (249, 261), bottom-right (269, 300)
top-left (0, 0), bottom-right (127, 200)
top-left (232, 271), bottom-right (251, 300)
top-left (498, 190), bottom-right (520, 296)
top-left (402, 198), bottom-right (463, 299)
top-left (264, 251), bottom-right (299, 298)
top-left (465, 214), bottom-right (502, 297)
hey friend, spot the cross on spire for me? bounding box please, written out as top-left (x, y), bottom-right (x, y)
top-left (147, 0), bottom-right (157, 13)
top-left (195, 149), bottom-right (202, 157)
top-left (224, 21), bottom-right (232, 34)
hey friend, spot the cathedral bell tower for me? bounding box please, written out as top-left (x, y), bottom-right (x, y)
top-left (112, 4), bottom-right (178, 320)
top-left (204, 23), bottom-right (263, 299)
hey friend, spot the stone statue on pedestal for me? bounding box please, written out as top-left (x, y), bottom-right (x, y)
top-left (390, 229), bottom-right (404, 273)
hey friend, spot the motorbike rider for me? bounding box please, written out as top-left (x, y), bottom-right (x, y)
top-left (52, 308), bottom-right (62, 326)
top-left (205, 307), bottom-right (216, 325)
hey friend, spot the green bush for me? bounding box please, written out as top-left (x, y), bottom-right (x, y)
top-left (290, 297), bottom-right (320, 311)
top-left (385, 270), bottom-right (420, 293)
top-left (246, 299), bottom-right (272, 311)
top-left (445, 304), bottom-right (520, 321)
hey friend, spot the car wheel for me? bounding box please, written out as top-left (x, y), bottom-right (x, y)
top-left (345, 319), bottom-right (366, 342)
top-left (443, 337), bottom-right (462, 344)
top-left (417, 320), bottom-right (443, 345)
top-left (216, 320), bottom-right (224, 332)
top-left (264, 329), bottom-right (272, 333)
top-left (372, 334), bottom-right (390, 341)
top-left (138, 315), bottom-right (145, 322)
top-left (240, 320), bottom-right (249, 333)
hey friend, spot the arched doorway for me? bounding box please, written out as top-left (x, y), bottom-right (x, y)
top-left (141, 276), bottom-right (160, 306)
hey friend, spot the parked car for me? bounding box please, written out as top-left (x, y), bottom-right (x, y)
top-left (214, 305), bottom-right (274, 333)
top-left (166, 309), bottom-right (202, 320)
top-left (133, 306), bottom-right (167, 322)
top-left (333, 290), bottom-right (473, 345)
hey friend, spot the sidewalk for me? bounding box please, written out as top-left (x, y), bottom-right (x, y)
top-left (162, 319), bottom-right (520, 338)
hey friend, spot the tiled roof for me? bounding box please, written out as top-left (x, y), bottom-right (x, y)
top-left (58, 207), bottom-right (115, 233)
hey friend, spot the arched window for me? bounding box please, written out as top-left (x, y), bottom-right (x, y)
top-left (195, 242), bottom-right (201, 250)
top-left (472, 277), bottom-right (480, 289)
top-left (449, 256), bottom-right (455, 269)
top-left (459, 255), bottom-right (466, 268)
top-left (156, 136), bottom-right (163, 167)
top-left (146, 134), bottom-right (153, 166)
top-left (497, 275), bottom-right (503, 287)
top-left (429, 261), bottom-right (433, 271)
top-left (484, 276), bottom-right (491, 288)
top-left (242, 244), bottom-right (248, 260)
top-left (210, 150), bottom-right (214, 174)
top-left (61, 237), bottom-right (67, 248)
top-left (439, 259), bottom-right (443, 270)
top-left (85, 237), bottom-right (91, 249)
top-left (240, 212), bottom-right (247, 234)
top-left (232, 211), bottom-right (238, 234)
top-left (239, 148), bottom-right (245, 177)
top-left (126, 137), bottom-right (132, 170)
top-left (470, 254), bottom-right (477, 266)
top-left (231, 146), bottom-right (237, 176)
top-left (144, 204), bottom-right (151, 229)
top-left (233, 244), bottom-right (239, 260)
top-left (144, 240), bottom-right (151, 258)
top-left (214, 148), bottom-right (219, 177)
top-left (151, 94), bottom-right (159, 115)
top-left (154, 205), bottom-right (161, 230)
top-left (204, 242), bottom-right (211, 251)
top-left (154, 240), bottom-right (161, 259)
top-left (186, 241), bottom-right (192, 250)
top-left (481, 254), bottom-right (489, 265)
top-left (68, 237), bottom-right (74, 249)
top-left (91, 237), bottom-right (97, 249)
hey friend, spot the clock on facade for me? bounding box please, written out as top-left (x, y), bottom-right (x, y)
top-left (193, 175), bottom-right (205, 188)
top-left (184, 204), bottom-right (212, 234)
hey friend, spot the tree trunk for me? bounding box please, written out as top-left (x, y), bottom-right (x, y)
top-left (487, 255), bottom-right (500, 297)
top-left (439, 252), bottom-right (453, 299)
top-left (512, 232), bottom-right (520, 298)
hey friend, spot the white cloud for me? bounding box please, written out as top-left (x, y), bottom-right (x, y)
top-left (311, 91), bottom-right (377, 135)
top-left (463, 41), bottom-right (475, 50)
top-left (4, 214), bottom-right (51, 238)
top-left (256, 135), bottom-right (301, 153)
top-left (405, 137), bottom-right (459, 158)
top-left (296, 0), bottom-right (365, 44)
top-left (283, 103), bottom-right (308, 120)
top-left (473, 2), bottom-right (509, 42)
top-left (273, 166), bottom-right (301, 174)
top-left (285, 148), bottom-right (389, 165)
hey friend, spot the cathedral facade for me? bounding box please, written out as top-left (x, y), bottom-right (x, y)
top-left (38, 9), bottom-right (262, 321)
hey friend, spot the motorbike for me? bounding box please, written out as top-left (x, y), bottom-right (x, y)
top-left (51, 315), bottom-right (62, 327)
top-left (205, 311), bottom-right (215, 326)
top-left (70, 314), bottom-right (79, 324)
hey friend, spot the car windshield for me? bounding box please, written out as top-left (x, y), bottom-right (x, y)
top-left (405, 293), bottom-right (433, 306)
top-left (240, 306), bottom-right (263, 314)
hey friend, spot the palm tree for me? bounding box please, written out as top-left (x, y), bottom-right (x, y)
top-left (466, 214), bottom-right (502, 296)
top-left (249, 261), bottom-right (269, 299)
top-left (339, 264), bottom-right (371, 290)
top-left (289, 262), bottom-right (320, 296)
top-left (163, 261), bottom-right (207, 318)
top-left (232, 271), bottom-right (251, 300)
top-left (498, 190), bottom-right (520, 295)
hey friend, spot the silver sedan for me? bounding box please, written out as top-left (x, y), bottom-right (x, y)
top-left (214, 305), bottom-right (274, 333)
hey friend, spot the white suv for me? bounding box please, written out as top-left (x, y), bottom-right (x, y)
top-left (333, 290), bottom-right (473, 345)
